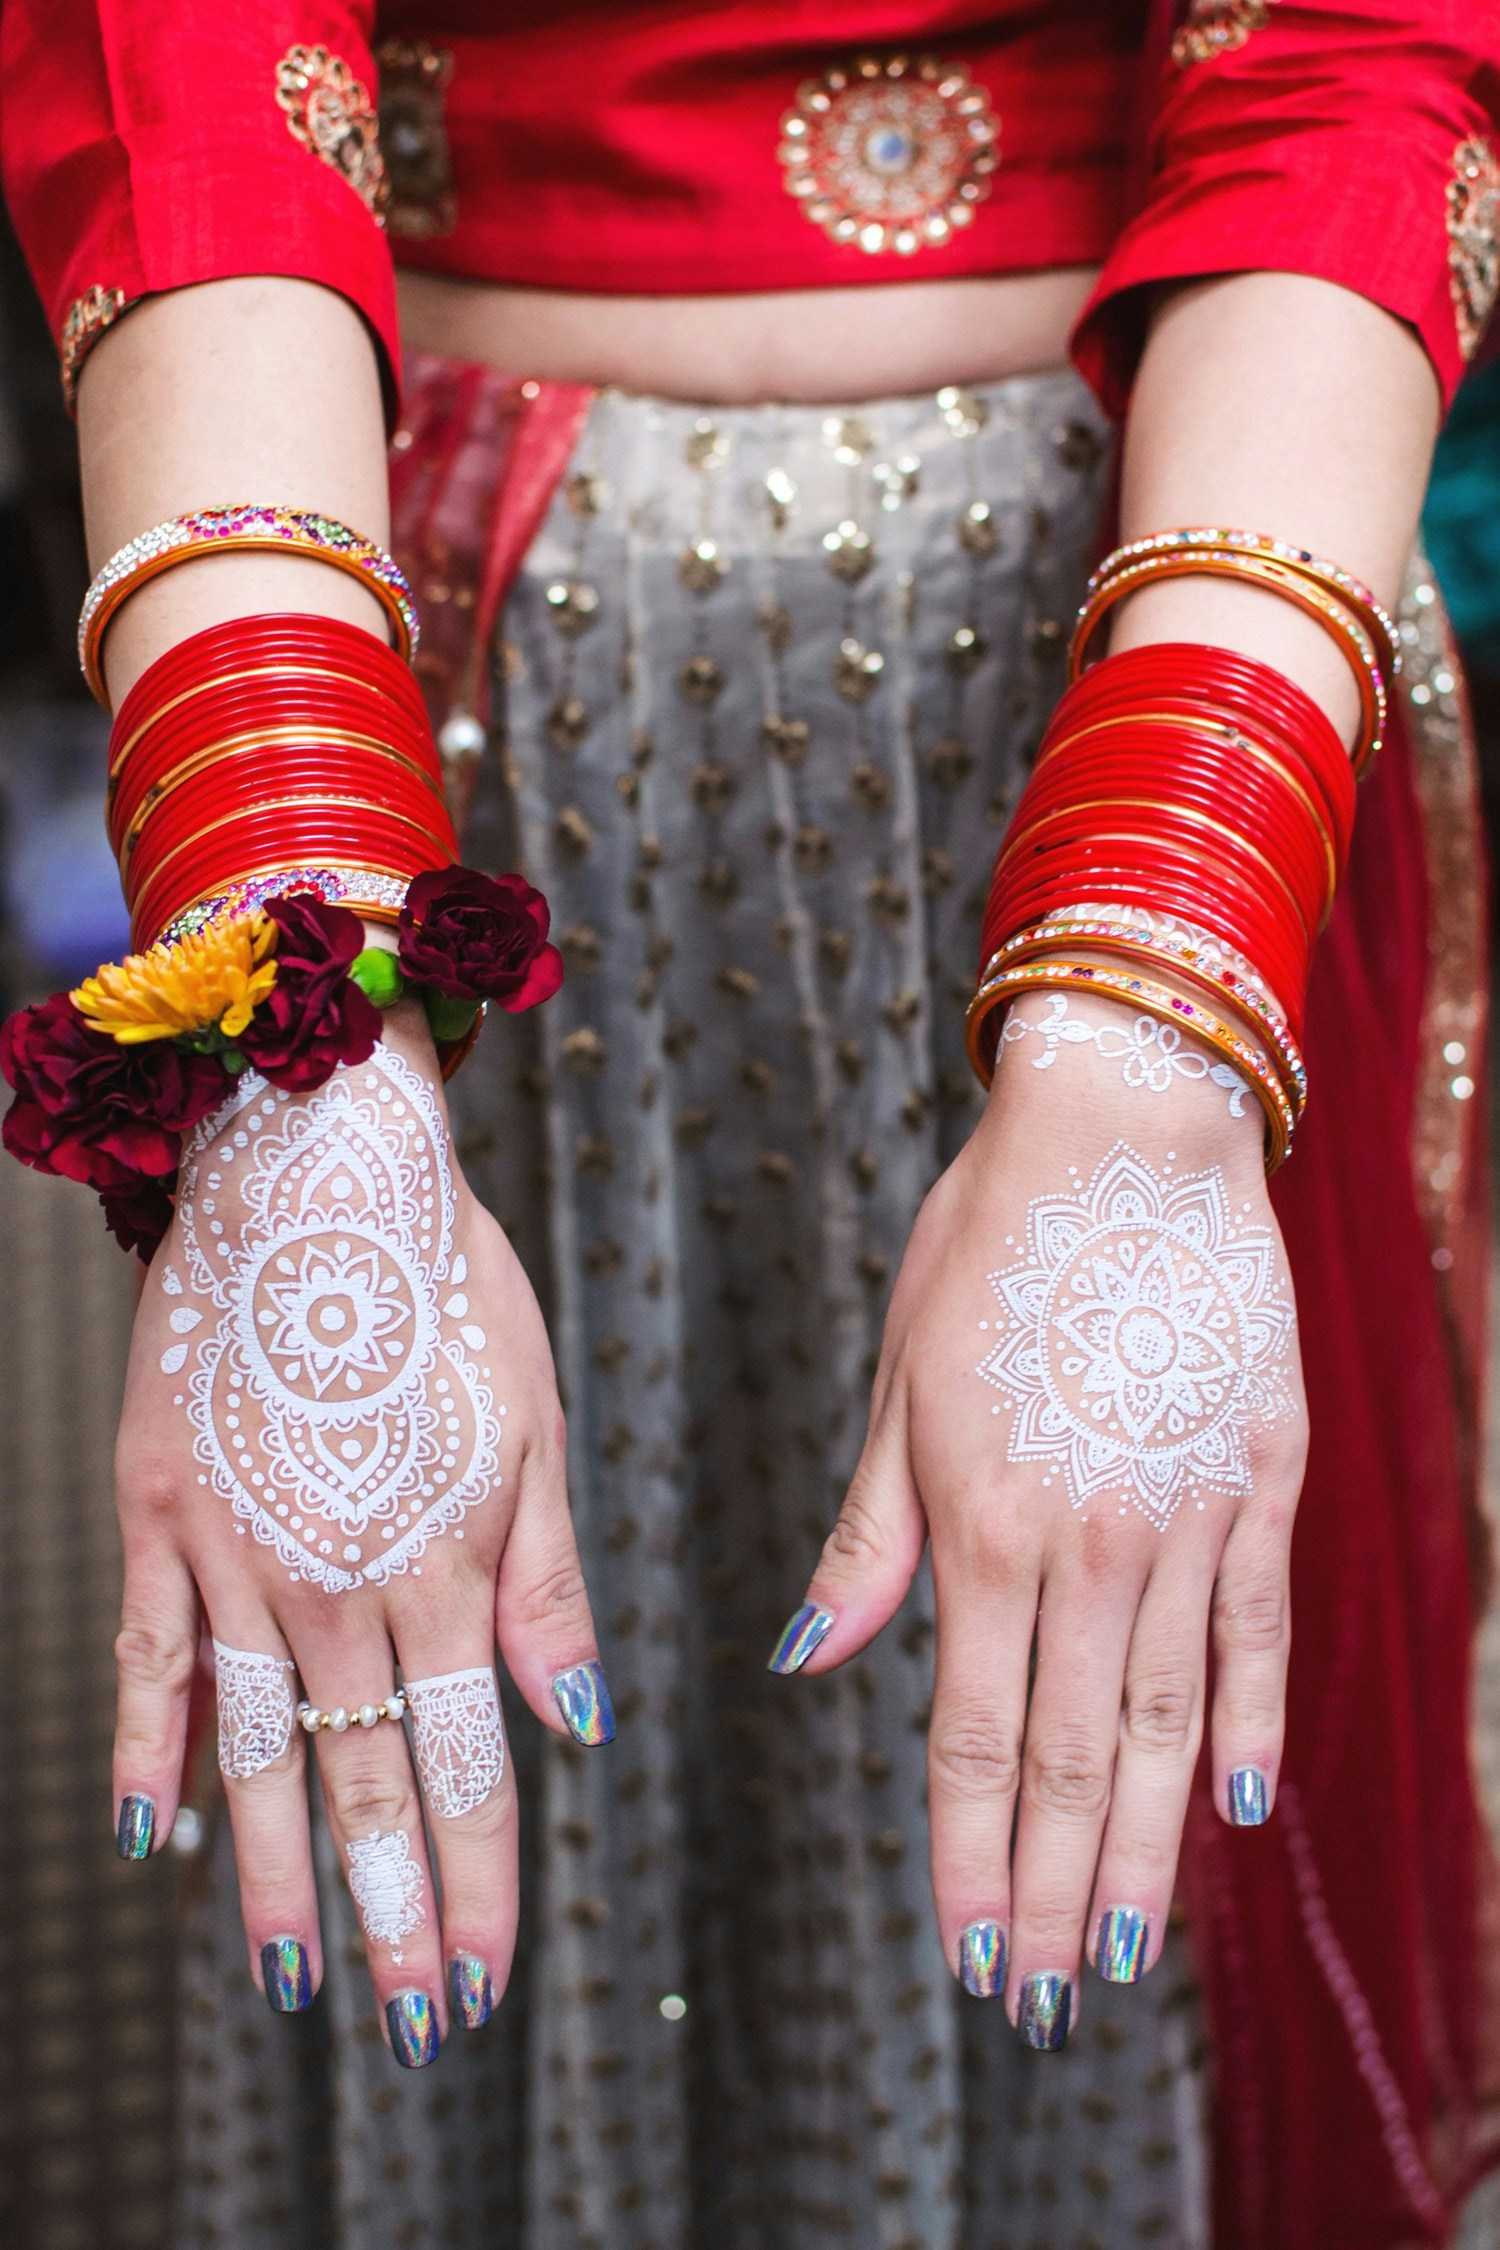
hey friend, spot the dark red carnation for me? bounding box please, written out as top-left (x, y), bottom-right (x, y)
top-left (237, 892), bottom-right (381, 1092)
top-left (0, 991), bottom-right (223, 1191)
top-left (101, 1177), bottom-right (176, 1261)
top-left (397, 866), bottom-right (564, 1012)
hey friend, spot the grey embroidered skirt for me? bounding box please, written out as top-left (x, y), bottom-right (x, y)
top-left (176, 372), bottom-right (1211, 2250)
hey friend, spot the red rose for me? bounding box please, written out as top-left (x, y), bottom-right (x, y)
top-left (0, 991), bottom-right (223, 1191)
top-left (101, 1177), bottom-right (176, 1261)
top-left (237, 892), bottom-right (382, 1092)
top-left (397, 866), bottom-right (564, 1012)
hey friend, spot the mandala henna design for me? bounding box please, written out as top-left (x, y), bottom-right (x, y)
top-left (999, 993), bottom-right (1250, 1115)
top-left (404, 1666), bottom-right (506, 1819)
top-left (168, 1044), bottom-right (504, 1592)
top-left (977, 1143), bottom-right (1295, 1530)
top-left (213, 1641), bottom-right (297, 1778)
top-left (346, 1829), bottom-right (426, 1953)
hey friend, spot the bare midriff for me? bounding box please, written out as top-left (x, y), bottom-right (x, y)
top-left (395, 266), bottom-right (1101, 404)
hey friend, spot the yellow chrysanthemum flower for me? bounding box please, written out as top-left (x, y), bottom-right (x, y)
top-left (71, 910), bottom-right (279, 1045)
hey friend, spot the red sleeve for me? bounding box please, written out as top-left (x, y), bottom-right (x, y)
top-left (0, 1), bottom-right (400, 412)
top-left (1072, 0), bottom-right (1500, 417)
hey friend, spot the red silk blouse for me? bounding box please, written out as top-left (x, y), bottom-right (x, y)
top-left (0, 2), bottom-right (1498, 416)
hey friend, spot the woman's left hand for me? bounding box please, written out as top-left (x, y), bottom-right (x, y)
top-left (768, 990), bottom-right (1308, 2042)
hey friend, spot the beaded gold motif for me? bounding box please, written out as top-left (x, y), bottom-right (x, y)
top-left (1172, 0), bottom-right (1270, 67)
top-left (275, 44), bottom-right (388, 222)
top-left (778, 55), bottom-right (998, 256)
top-left (1447, 136), bottom-right (1500, 360)
top-left (376, 38), bottom-right (457, 239)
top-left (59, 284), bottom-right (127, 412)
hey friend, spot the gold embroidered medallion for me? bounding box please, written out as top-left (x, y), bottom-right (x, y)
top-left (376, 39), bottom-right (457, 239)
top-left (275, 43), bottom-right (388, 221)
top-left (778, 55), bottom-right (998, 256)
top-left (1448, 136), bottom-right (1500, 360)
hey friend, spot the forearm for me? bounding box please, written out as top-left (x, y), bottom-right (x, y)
top-left (1111, 271), bottom-right (1442, 744)
top-left (76, 275), bottom-right (391, 708)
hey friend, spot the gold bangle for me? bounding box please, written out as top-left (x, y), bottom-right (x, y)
top-left (1069, 548), bottom-right (1386, 772)
top-left (115, 725), bottom-right (449, 865)
top-left (985, 922), bottom-right (1307, 1112)
top-left (128, 795), bottom-right (451, 932)
top-left (1036, 707), bottom-right (1341, 898)
top-left (999, 793), bottom-right (1320, 941)
top-left (79, 508), bottom-right (419, 709)
top-left (965, 959), bottom-right (1295, 1172)
top-left (1090, 529), bottom-right (1401, 683)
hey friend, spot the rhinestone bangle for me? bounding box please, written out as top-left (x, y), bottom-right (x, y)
top-left (79, 506), bottom-right (420, 707)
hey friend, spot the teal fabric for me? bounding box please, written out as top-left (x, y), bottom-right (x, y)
top-left (1423, 357), bottom-right (1500, 667)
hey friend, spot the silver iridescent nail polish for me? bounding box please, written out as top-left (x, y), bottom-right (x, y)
top-left (386, 1989), bottom-right (440, 2069)
top-left (1229, 1766), bottom-right (1269, 1826)
top-left (958, 1920), bottom-right (1007, 1999)
top-left (551, 1660), bottom-right (616, 1747)
top-left (261, 1936), bottom-right (313, 2013)
top-left (449, 1954), bottom-right (493, 2031)
top-left (1096, 1907), bottom-right (1149, 1984)
top-left (1016, 1971), bottom-right (1072, 2051)
top-left (116, 1794), bottom-right (155, 1861)
top-left (767, 1603), bottom-right (834, 1675)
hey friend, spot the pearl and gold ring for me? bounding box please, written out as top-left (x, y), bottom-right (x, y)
top-left (296, 1693), bottom-right (407, 1736)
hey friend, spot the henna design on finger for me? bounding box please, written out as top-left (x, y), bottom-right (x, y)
top-left (213, 1640), bottom-right (298, 1778)
top-left (403, 1666), bottom-right (506, 1819)
top-left (976, 1143), bottom-right (1295, 1530)
top-left (167, 1044), bottom-right (505, 1592)
top-left (346, 1828), bottom-right (427, 1957)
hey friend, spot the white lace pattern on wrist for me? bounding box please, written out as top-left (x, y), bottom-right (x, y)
top-left (1000, 993), bottom-right (1250, 1116)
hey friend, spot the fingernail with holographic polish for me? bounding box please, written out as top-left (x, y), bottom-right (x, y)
top-left (116, 1794), bottom-right (155, 1861)
top-left (386, 1989), bottom-right (440, 2068)
top-left (767, 1603), bottom-right (834, 1676)
top-left (551, 1659), bottom-right (616, 1747)
top-left (449, 1954), bottom-right (493, 2031)
top-left (1095, 1907), bottom-right (1149, 1985)
top-left (1016, 1971), bottom-right (1072, 2051)
top-left (261, 1937), bottom-right (313, 2014)
top-left (1228, 1766), bottom-right (1269, 1826)
top-left (958, 1920), bottom-right (1007, 1999)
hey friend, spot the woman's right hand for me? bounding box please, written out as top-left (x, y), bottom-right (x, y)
top-left (109, 998), bottom-right (608, 2063)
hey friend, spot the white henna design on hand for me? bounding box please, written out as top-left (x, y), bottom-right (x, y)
top-left (977, 1143), bottom-right (1295, 1530)
top-left (346, 1828), bottom-right (426, 1952)
top-left (1000, 994), bottom-right (1250, 1116)
top-left (213, 1641), bottom-right (297, 1779)
top-left (404, 1666), bottom-right (506, 1819)
top-left (167, 1045), bottom-right (504, 1592)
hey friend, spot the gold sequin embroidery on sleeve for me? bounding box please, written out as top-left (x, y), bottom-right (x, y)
top-left (375, 39), bottom-right (457, 239)
top-left (1447, 136), bottom-right (1500, 360)
top-left (275, 43), bottom-right (388, 222)
top-left (1171, 0), bottom-right (1270, 67)
top-left (59, 284), bottom-right (128, 413)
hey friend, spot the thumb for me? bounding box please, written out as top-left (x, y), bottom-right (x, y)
top-left (767, 1390), bottom-right (927, 1676)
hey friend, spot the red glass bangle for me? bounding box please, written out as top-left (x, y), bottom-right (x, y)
top-left (111, 726), bottom-right (449, 857)
top-left (109, 612), bottom-right (427, 743)
top-left (130, 806), bottom-right (452, 943)
top-left (119, 754), bottom-right (451, 876)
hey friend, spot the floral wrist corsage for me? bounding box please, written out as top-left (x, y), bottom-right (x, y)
top-left (0, 867), bottom-right (561, 1259)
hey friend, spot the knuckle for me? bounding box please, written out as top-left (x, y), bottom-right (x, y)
top-left (821, 1485), bottom-right (888, 1577)
top-left (330, 1772), bottom-right (417, 1839)
top-left (929, 1709), bottom-right (1023, 1800)
top-left (116, 1461), bottom-right (182, 1528)
top-left (511, 1557), bottom-right (591, 1634)
top-left (1023, 1734), bottom-right (1113, 1820)
top-left (1122, 1668), bottom-right (1201, 1757)
top-left (115, 1619), bottom-right (195, 1698)
top-left (1213, 1582), bottom-right (1288, 1657)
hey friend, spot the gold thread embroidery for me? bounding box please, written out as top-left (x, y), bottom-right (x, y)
top-left (275, 44), bottom-right (388, 222)
top-left (59, 285), bottom-right (128, 412)
top-left (1447, 136), bottom-right (1500, 361)
top-left (778, 55), bottom-right (998, 256)
top-left (1172, 0), bottom-right (1270, 67)
top-left (376, 39), bottom-right (456, 239)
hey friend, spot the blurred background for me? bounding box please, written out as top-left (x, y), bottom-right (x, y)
top-left (1, 204), bottom-right (1499, 2246)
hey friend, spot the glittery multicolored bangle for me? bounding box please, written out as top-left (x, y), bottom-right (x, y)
top-left (157, 865), bottom-right (417, 948)
top-left (965, 958), bottom-right (1296, 1172)
top-left (78, 507), bottom-right (420, 706)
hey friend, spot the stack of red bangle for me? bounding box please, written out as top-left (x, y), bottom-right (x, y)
top-left (108, 615), bottom-right (458, 950)
top-left (968, 642), bottom-right (1361, 1168)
